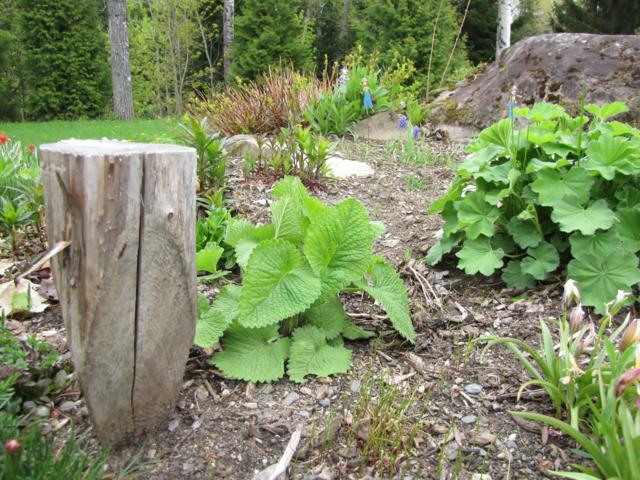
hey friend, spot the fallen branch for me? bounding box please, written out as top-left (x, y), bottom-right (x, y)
top-left (253, 424), bottom-right (303, 480)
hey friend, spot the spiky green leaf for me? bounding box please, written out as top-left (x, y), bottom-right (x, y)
top-left (287, 326), bottom-right (352, 383)
top-left (238, 239), bottom-right (321, 328)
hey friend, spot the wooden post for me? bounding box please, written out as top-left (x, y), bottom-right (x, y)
top-left (40, 140), bottom-right (197, 443)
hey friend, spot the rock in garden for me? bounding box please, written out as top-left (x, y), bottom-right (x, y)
top-left (353, 111), bottom-right (407, 141)
top-left (223, 134), bottom-right (259, 157)
top-left (461, 415), bottom-right (477, 424)
top-left (430, 33), bottom-right (640, 128)
top-left (326, 156), bottom-right (374, 178)
top-left (464, 383), bottom-right (483, 395)
top-left (283, 391), bottom-right (300, 406)
top-left (59, 401), bottom-right (75, 412)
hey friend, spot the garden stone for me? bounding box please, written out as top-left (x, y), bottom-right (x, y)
top-left (223, 134), bottom-right (260, 157)
top-left (35, 405), bottom-right (50, 418)
top-left (59, 401), bottom-right (75, 412)
top-left (430, 33), bottom-right (640, 128)
top-left (326, 156), bottom-right (374, 178)
top-left (353, 110), bottom-right (407, 141)
top-left (464, 383), bottom-right (483, 395)
top-left (461, 415), bottom-right (477, 424)
top-left (283, 391), bottom-right (300, 406)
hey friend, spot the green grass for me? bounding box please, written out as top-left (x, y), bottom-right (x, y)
top-left (0, 118), bottom-right (180, 147)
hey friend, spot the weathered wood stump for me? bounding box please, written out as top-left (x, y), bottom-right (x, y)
top-left (40, 140), bottom-right (197, 443)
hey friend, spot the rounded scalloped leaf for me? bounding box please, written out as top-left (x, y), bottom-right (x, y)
top-left (551, 198), bottom-right (614, 235)
top-left (501, 260), bottom-right (536, 290)
top-left (426, 233), bottom-right (462, 266)
top-left (569, 230), bottom-right (623, 260)
top-left (584, 135), bottom-right (637, 180)
top-left (454, 191), bottom-right (500, 240)
top-left (212, 324), bottom-right (290, 382)
top-left (507, 217), bottom-right (542, 249)
top-left (238, 239), bottom-right (321, 328)
top-left (568, 250), bottom-right (640, 312)
top-left (614, 208), bottom-right (640, 253)
top-left (520, 242), bottom-right (559, 280)
top-left (354, 261), bottom-right (415, 343)
top-left (455, 237), bottom-right (504, 276)
top-left (531, 167), bottom-right (593, 206)
top-left (287, 325), bottom-right (352, 383)
top-left (303, 198), bottom-right (374, 299)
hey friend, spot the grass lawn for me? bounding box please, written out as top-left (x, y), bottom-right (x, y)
top-left (0, 117), bottom-right (181, 147)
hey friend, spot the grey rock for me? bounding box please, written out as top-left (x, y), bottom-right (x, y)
top-left (35, 405), bottom-right (50, 418)
top-left (182, 460), bottom-right (195, 473)
top-left (471, 475), bottom-right (492, 480)
top-left (223, 135), bottom-right (259, 157)
top-left (461, 415), bottom-right (477, 424)
top-left (354, 111), bottom-right (407, 141)
top-left (350, 380), bottom-right (361, 393)
top-left (283, 392), bottom-right (300, 406)
top-left (318, 398), bottom-right (330, 407)
top-left (326, 156), bottom-right (375, 178)
top-left (430, 33), bottom-right (640, 128)
top-left (59, 401), bottom-right (75, 412)
top-left (464, 383), bottom-right (483, 395)
top-left (22, 401), bottom-right (36, 412)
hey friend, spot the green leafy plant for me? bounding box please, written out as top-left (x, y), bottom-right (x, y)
top-left (427, 101), bottom-right (640, 311)
top-left (244, 125), bottom-right (333, 186)
top-left (405, 97), bottom-right (427, 126)
top-left (177, 115), bottom-right (226, 191)
top-left (195, 177), bottom-right (415, 383)
top-left (304, 93), bottom-right (360, 136)
top-left (479, 282), bottom-right (640, 479)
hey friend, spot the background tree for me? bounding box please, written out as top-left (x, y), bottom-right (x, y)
top-left (107, 0), bottom-right (135, 119)
top-left (0, 0), bottom-right (20, 120)
top-left (18, 0), bottom-right (110, 119)
top-left (552, 0), bottom-right (640, 34)
top-left (231, 0), bottom-right (314, 80)
top-left (459, 0), bottom-right (498, 64)
top-left (223, 0), bottom-right (234, 83)
top-left (496, 0), bottom-right (513, 58)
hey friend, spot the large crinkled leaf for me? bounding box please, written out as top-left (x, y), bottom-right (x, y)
top-left (212, 324), bottom-right (290, 382)
top-left (303, 198), bottom-right (374, 299)
top-left (225, 219), bottom-right (275, 269)
top-left (520, 242), bottom-right (559, 280)
top-left (514, 103), bottom-right (566, 121)
top-left (354, 261), bottom-right (415, 343)
top-left (551, 198), bottom-right (614, 235)
top-left (287, 325), bottom-right (352, 383)
top-left (501, 260), bottom-right (536, 289)
top-left (194, 285), bottom-right (241, 347)
top-left (341, 319), bottom-right (376, 340)
top-left (272, 176), bottom-right (309, 200)
top-left (271, 196), bottom-right (306, 245)
top-left (196, 245), bottom-right (224, 273)
top-left (585, 102), bottom-right (629, 121)
top-left (584, 135), bottom-right (637, 180)
top-left (531, 167), bottom-right (593, 206)
top-left (302, 296), bottom-right (348, 339)
top-left (479, 118), bottom-right (513, 149)
top-left (454, 191), bottom-right (500, 239)
top-left (570, 230), bottom-right (623, 260)
top-left (238, 239), bottom-right (321, 328)
top-left (426, 233), bottom-right (462, 265)
top-left (614, 208), bottom-right (640, 253)
top-left (507, 217), bottom-right (542, 249)
top-left (455, 237), bottom-right (504, 276)
top-left (568, 250), bottom-right (640, 312)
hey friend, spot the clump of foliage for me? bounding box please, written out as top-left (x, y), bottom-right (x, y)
top-left (198, 68), bottom-right (330, 136)
top-left (304, 65), bottom-right (394, 136)
top-left (0, 134), bottom-right (43, 256)
top-left (552, 0), bottom-right (639, 35)
top-left (427, 102), bottom-right (640, 312)
top-left (177, 115), bottom-right (226, 191)
top-left (231, 0), bottom-right (314, 80)
top-left (196, 195), bottom-right (236, 282)
top-left (479, 283), bottom-right (640, 479)
top-left (244, 125), bottom-right (333, 186)
top-left (195, 177), bottom-right (415, 383)
top-left (18, 0), bottom-right (110, 119)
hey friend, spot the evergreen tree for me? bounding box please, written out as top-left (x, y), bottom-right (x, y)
top-left (231, 0), bottom-right (314, 80)
top-left (351, 0), bottom-right (468, 92)
top-left (18, 0), bottom-right (110, 120)
top-left (0, 0), bottom-right (20, 120)
top-left (459, 0), bottom-right (498, 64)
top-left (552, 0), bottom-right (640, 34)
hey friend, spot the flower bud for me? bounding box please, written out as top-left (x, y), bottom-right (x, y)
top-left (605, 290), bottom-right (630, 316)
top-left (620, 319), bottom-right (640, 352)
top-left (569, 305), bottom-right (585, 332)
top-left (4, 439), bottom-right (21, 455)
top-left (562, 279), bottom-right (580, 307)
top-left (614, 367), bottom-right (640, 397)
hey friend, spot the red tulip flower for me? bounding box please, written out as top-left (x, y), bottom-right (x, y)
top-left (0, 132), bottom-right (6, 145)
top-left (29, 143), bottom-right (35, 152)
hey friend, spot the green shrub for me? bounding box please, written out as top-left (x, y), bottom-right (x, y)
top-left (244, 125), bottom-right (333, 185)
top-left (195, 177), bottom-right (415, 383)
top-left (427, 102), bottom-right (640, 312)
top-left (479, 283), bottom-right (640, 479)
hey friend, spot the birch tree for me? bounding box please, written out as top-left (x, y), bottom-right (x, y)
top-left (107, 0), bottom-right (135, 119)
top-left (223, 0), bottom-right (234, 83)
top-left (496, 0), bottom-right (512, 58)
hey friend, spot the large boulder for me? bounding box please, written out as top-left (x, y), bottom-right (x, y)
top-left (430, 33), bottom-right (640, 128)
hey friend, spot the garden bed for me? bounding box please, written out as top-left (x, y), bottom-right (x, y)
top-left (8, 137), bottom-right (581, 479)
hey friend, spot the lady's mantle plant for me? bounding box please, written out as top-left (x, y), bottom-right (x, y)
top-left (427, 102), bottom-right (640, 312)
top-left (196, 177), bottom-right (415, 383)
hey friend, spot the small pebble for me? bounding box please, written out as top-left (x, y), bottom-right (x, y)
top-left (471, 474), bottom-right (492, 480)
top-left (465, 383), bottom-right (483, 395)
top-left (244, 402), bottom-right (258, 409)
top-left (22, 401), bottom-right (36, 412)
top-left (59, 401), bottom-right (75, 412)
top-left (182, 461), bottom-right (195, 473)
top-left (350, 380), bottom-right (361, 393)
top-left (283, 392), bottom-right (299, 406)
top-left (461, 415), bottom-right (477, 424)
top-left (318, 399), bottom-right (330, 407)
top-left (35, 406), bottom-right (50, 418)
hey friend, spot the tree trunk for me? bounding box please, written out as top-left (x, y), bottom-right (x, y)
top-left (302, 0), bottom-right (314, 40)
top-left (223, 0), bottom-right (234, 83)
top-left (107, 0), bottom-right (135, 120)
top-left (40, 140), bottom-right (196, 443)
top-left (496, 0), bottom-right (512, 59)
top-left (339, 0), bottom-right (349, 42)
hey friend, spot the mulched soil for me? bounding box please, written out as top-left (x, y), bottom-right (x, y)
top-left (5, 137), bottom-right (586, 480)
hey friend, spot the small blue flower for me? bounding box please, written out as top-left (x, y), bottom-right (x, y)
top-left (412, 125), bottom-right (421, 140)
top-left (399, 115), bottom-right (408, 129)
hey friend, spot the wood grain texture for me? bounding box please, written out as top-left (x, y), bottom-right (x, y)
top-left (40, 140), bottom-right (196, 443)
